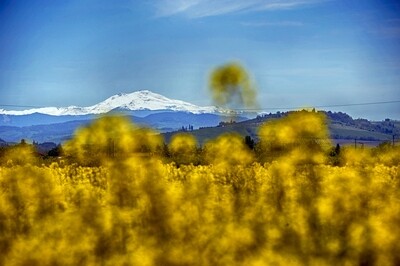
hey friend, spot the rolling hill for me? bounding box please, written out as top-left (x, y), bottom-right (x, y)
top-left (163, 110), bottom-right (398, 146)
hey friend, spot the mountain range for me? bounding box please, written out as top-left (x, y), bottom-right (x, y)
top-left (0, 90), bottom-right (220, 117)
top-left (0, 90), bottom-right (398, 145)
top-left (0, 90), bottom-right (246, 143)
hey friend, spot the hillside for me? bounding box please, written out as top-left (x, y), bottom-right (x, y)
top-left (0, 108), bottom-right (398, 145)
top-left (0, 112), bottom-right (247, 143)
top-left (163, 110), bottom-right (398, 146)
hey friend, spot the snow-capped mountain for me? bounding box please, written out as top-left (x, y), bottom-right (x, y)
top-left (0, 90), bottom-right (222, 116)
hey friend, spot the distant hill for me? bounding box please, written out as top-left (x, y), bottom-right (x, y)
top-left (0, 112), bottom-right (247, 143)
top-left (163, 110), bottom-right (398, 146)
top-left (0, 107), bottom-right (398, 145)
top-left (0, 138), bottom-right (7, 147)
top-left (132, 111), bottom-right (246, 132)
top-left (0, 120), bottom-right (91, 143)
top-left (0, 113), bottom-right (96, 127)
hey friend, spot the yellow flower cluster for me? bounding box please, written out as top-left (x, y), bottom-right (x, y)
top-left (209, 62), bottom-right (258, 109)
top-left (0, 112), bottom-right (399, 265)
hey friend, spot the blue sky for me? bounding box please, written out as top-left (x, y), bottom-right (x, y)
top-left (0, 0), bottom-right (399, 120)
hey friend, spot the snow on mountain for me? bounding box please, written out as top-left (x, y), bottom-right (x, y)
top-left (86, 90), bottom-right (219, 114)
top-left (0, 90), bottom-right (222, 116)
top-left (0, 106), bottom-right (88, 116)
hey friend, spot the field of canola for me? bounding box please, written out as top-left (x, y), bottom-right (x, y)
top-left (0, 111), bottom-right (399, 266)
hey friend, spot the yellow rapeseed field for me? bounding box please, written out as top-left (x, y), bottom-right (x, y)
top-left (0, 112), bottom-right (399, 265)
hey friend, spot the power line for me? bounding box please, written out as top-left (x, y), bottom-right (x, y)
top-left (230, 100), bottom-right (400, 111)
top-left (0, 99), bottom-right (399, 111)
top-left (313, 100), bottom-right (400, 108)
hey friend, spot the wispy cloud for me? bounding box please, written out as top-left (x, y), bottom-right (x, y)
top-left (154, 0), bottom-right (329, 18)
top-left (153, 0), bottom-right (201, 17)
top-left (241, 21), bottom-right (305, 27)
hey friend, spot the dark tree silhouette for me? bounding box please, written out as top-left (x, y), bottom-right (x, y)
top-left (244, 135), bottom-right (255, 150)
